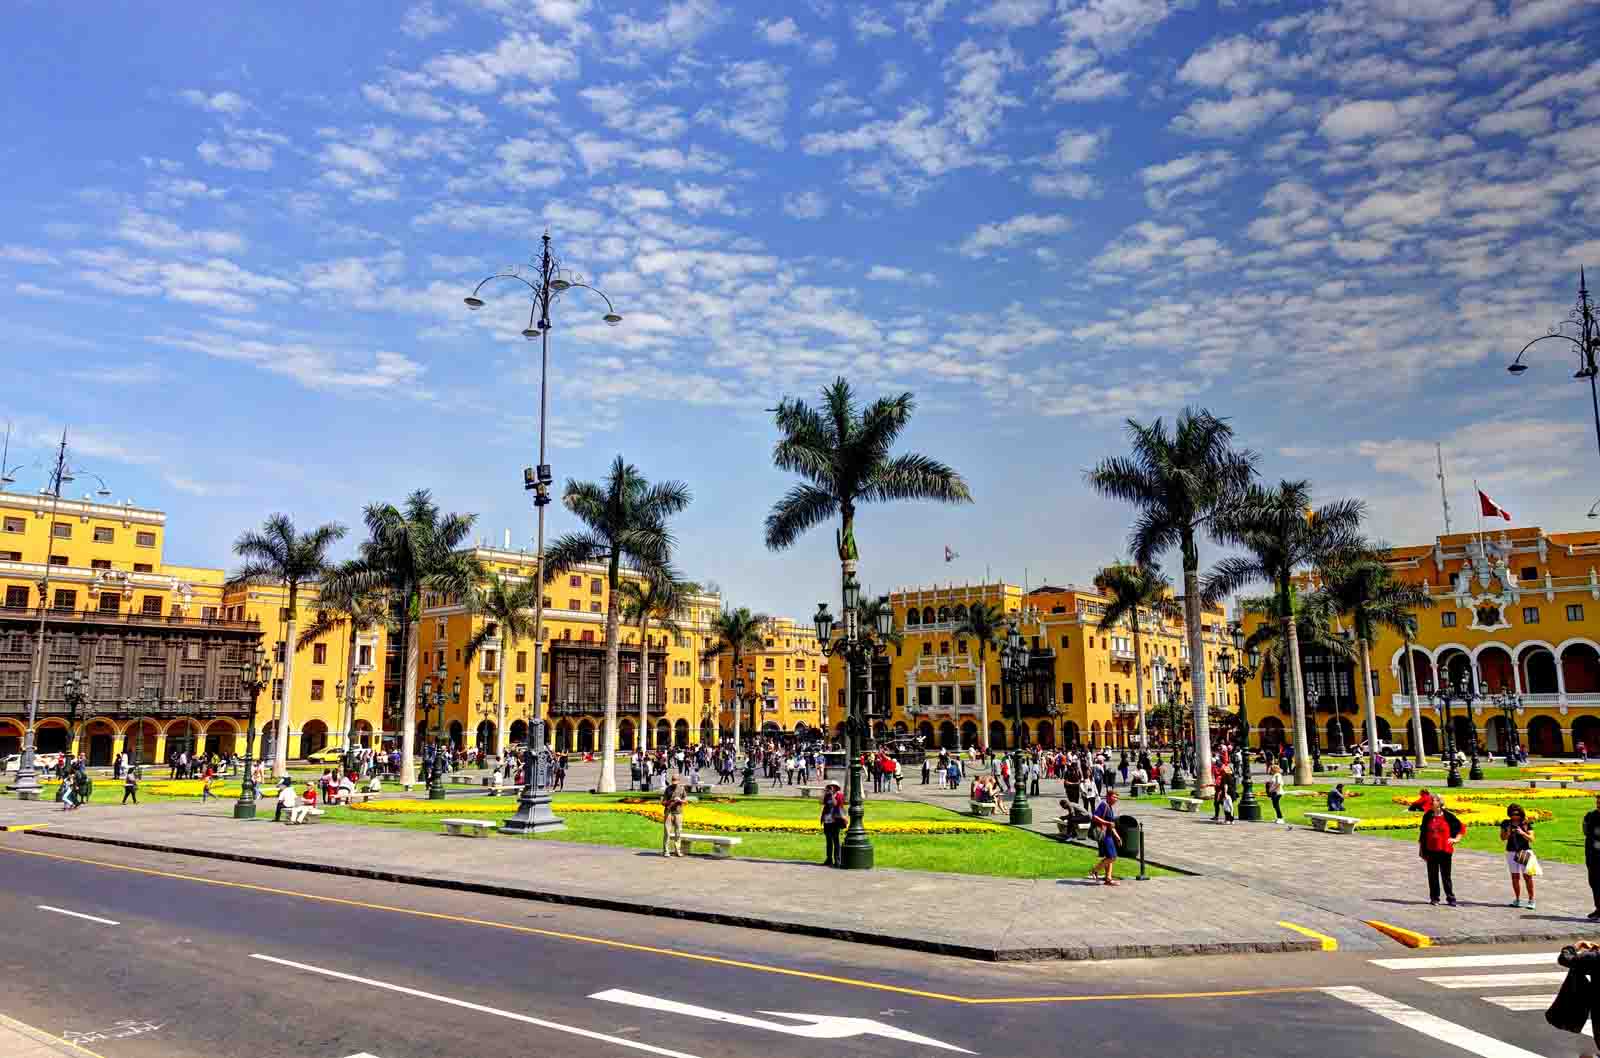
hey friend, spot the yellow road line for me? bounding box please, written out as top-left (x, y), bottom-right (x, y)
top-left (1364, 920), bottom-right (1432, 948)
top-left (0, 1010), bottom-right (110, 1058)
top-left (0, 823), bottom-right (51, 832)
top-left (1277, 921), bottom-right (1339, 951)
top-left (0, 842), bottom-right (1320, 1007)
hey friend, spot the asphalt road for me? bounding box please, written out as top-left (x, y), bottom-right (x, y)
top-left (0, 834), bottom-right (1592, 1058)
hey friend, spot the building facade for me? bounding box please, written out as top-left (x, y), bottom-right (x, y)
top-left (1239, 527), bottom-right (1600, 758)
top-left (716, 615), bottom-right (828, 741)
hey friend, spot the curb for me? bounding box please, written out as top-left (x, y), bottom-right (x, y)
top-left (27, 828), bottom-right (1316, 963)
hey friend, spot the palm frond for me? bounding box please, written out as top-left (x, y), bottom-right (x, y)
top-left (764, 483), bottom-right (838, 551)
top-left (863, 452), bottom-right (972, 505)
top-left (541, 532), bottom-right (607, 581)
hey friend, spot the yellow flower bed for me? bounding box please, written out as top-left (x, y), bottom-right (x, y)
top-left (1391, 789), bottom-right (1595, 805)
top-left (143, 781), bottom-right (244, 797)
top-left (348, 799), bottom-right (1004, 835)
top-left (1357, 804), bottom-right (1554, 832)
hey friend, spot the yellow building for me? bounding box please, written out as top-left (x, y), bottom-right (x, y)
top-left (414, 545), bottom-right (732, 754)
top-left (1239, 526), bottom-right (1600, 759)
top-left (717, 615), bottom-right (828, 741)
top-left (822, 580), bottom-right (1233, 751)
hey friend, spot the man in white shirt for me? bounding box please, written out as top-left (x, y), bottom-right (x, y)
top-left (273, 779), bottom-right (297, 823)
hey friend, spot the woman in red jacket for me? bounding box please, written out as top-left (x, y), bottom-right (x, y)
top-left (1419, 795), bottom-right (1464, 907)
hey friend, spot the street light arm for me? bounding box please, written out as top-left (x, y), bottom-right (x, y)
top-left (467, 271), bottom-right (545, 301)
top-left (1509, 331), bottom-right (1585, 370)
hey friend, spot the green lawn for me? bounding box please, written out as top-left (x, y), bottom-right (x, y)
top-left (319, 792), bottom-right (1170, 880)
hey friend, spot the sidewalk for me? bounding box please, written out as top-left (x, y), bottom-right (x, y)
top-left (0, 1013), bottom-right (105, 1058)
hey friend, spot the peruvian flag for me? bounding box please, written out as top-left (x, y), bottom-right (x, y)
top-left (1479, 489), bottom-right (1512, 522)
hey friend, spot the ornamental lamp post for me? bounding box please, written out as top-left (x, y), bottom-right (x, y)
top-left (1492, 684), bottom-right (1522, 767)
top-left (1508, 268), bottom-right (1600, 464)
top-left (235, 645), bottom-right (271, 819)
top-left (464, 234), bottom-right (621, 823)
top-left (815, 586), bottom-right (895, 870)
top-left (62, 670), bottom-right (85, 764)
top-left (1001, 621), bottom-right (1033, 825)
top-left (1431, 675), bottom-right (1469, 788)
top-left (1464, 669), bottom-right (1484, 781)
top-left (1220, 623), bottom-right (1261, 822)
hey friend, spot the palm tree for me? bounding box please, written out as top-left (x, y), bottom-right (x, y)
top-left (1087, 408), bottom-right (1256, 796)
top-left (953, 601), bottom-right (1005, 745)
top-left (296, 560), bottom-right (390, 763)
top-left (343, 490), bottom-right (480, 786)
top-left (543, 456), bottom-right (691, 793)
top-left (619, 571), bottom-right (691, 752)
top-left (1205, 480), bottom-right (1366, 784)
top-left (462, 572), bottom-right (542, 759)
top-left (1094, 562), bottom-right (1178, 749)
top-left (1319, 551), bottom-right (1434, 771)
top-left (231, 514), bottom-right (347, 776)
top-left (704, 606), bottom-right (767, 752)
top-left (1241, 588), bottom-right (1359, 757)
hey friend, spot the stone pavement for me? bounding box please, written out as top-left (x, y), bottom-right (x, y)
top-left (0, 1012), bottom-right (102, 1057)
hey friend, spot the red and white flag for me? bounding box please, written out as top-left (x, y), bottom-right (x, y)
top-left (1478, 489), bottom-right (1512, 522)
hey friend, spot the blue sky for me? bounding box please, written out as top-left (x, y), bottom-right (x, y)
top-left (1, 0), bottom-right (1597, 618)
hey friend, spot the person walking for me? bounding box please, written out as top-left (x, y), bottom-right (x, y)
top-left (1501, 803), bottom-right (1537, 909)
top-left (1089, 790), bottom-right (1121, 885)
top-left (1418, 794), bottom-right (1462, 906)
top-left (921, 756), bottom-right (931, 785)
top-left (1584, 793), bottom-right (1600, 919)
top-left (122, 767), bottom-right (140, 805)
top-left (200, 771), bottom-right (216, 802)
top-left (661, 772), bottom-right (688, 858)
top-left (1264, 763), bottom-right (1285, 824)
top-left (821, 781), bottom-right (845, 867)
top-left (1219, 765), bottom-right (1237, 824)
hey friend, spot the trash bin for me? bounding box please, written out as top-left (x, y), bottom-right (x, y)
top-left (1115, 814), bottom-right (1142, 859)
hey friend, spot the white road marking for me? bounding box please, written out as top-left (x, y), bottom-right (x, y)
top-left (1481, 995), bottom-right (1554, 1012)
top-left (1324, 986), bottom-right (1552, 1058)
top-left (1419, 972), bottom-right (1568, 990)
top-left (590, 988), bottom-right (975, 1054)
top-left (1371, 953), bottom-right (1557, 970)
top-left (37, 904), bottom-right (120, 926)
top-left (247, 955), bottom-right (701, 1058)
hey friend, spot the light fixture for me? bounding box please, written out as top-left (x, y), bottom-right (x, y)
top-left (522, 326), bottom-right (541, 339)
top-left (1218, 648), bottom-right (1232, 677)
top-left (549, 278), bottom-right (571, 292)
top-left (1506, 362), bottom-right (1528, 374)
top-left (841, 576), bottom-right (859, 612)
top-left (603, 313), bottom-right (623, 326)
top-left (463, 296), bottom-right (485, 310)
top-left (813, 602), bottom-right (833, 644)
top-left (875, 594), bottom-right (893, 638)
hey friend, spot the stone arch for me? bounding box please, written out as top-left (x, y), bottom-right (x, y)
top-left (960, 720), bottom-right (979, 748)
top-left (1435, 646), bottom-right (1474, 691)
top-left (1089, 720), bottom-right (1101, 747)
top-left (1375, 716), bottom-right (1393, 744)
top-left (1419, 715), bottom-right (1439, 756)
top-left (554, 720), bottom-right (573, 752)
top-left (937, 606), bottom-right (950, 623)
top-left (509, 719), bottom-right (527, 746)
top-left (576, 719), bottom-right (595, 752)
top-left (953, 605), bottom-right (968, 622)
top-left (675, 719), bottom-right (690, 747)
top-left (1389, 644), bottom-right (1436, 695)
top-left (1450, 715), bottom-right (1475, 755)
top-left (988, 719), bottom-right (1007, 750)
top-left (1573, 716), bottom-right (1600, 754)
top-left (872, 720), bottom-right (887, 740)
top-left (82, 718), bottom-right (117, 765)
top-left (905, 608), bottom-right (921, 627)
top-left (1062, 720), bottom-right (1080, 748)
top-left (893, 720), bottom-right (908, 735)
top-left (0, 719), bottom-right (20, 757)
top-left (123, 718), bottom-right (159, 764)
top-left (203, 717), bottom-right (240, 758)
top-left (478, 719), bottom-right (498, 751)
top-left (353, 719), bottom-right (374, 748)
top-left (1518, 641), bottom-right (1559, 695)
top-left (1527, 714), bottom-right (1562, 756)
top-left (922, 607), bottom-right (935, 625)
top-left (655, 718), bottom-right (670, 748)
top-left (1036, 721), bottom-right (1055, 747)
top-left (702, 718), bottom-right (716, 744)
top-left (448, 719), bottom-right (463, 750)
top-left (1560, 640), bottom-right (1600, 695)
top-left (1473, 642), bottom-right (1517, 695)
top-left (301, 719), bottom-right (329, 757)
top-left (1327, 716), bottom-right (1355, 752)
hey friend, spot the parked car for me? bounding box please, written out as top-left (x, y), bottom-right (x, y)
top-left (0, 752), bottom-right (64, 774)
top-left (1355, 740), bottom-right (1405, 756)
top-left (304, 747), bottom-right (348, 765)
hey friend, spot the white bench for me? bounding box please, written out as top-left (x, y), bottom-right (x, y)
top-left (1529, 779), bottom-right (1575, 789)
top-left (483, 784), bottom-right (520, 796)
top-left (678, 832), bottom-right (741, 858)
top-left (282, 806), bottom-right (325, 825)
top-left (1168, 797), bottom-right (1203, 813)
top-left (1131, 782), bottom-right (1157, 796)
top-left (969, 800), bottom-right (999, 816)
top-left (1355, 776), bottom-right (1390, 786)
top-left (798, 786), bottom-right (817, 798)
top-left (440, 818), bottom-right (499, 838)
top-left (1306, 812), bottom-right (1360, 834)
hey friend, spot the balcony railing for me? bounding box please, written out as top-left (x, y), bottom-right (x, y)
top-left (0, 606), bottom-right (261, 632)
top-left (549, 700), bottom-right (666, 716)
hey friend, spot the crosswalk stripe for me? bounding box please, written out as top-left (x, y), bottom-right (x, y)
top-left (1419, 972), bottom-right (1568, 990)
top-left (1481, 995), bottom-right (1554, 1011)
top-left (1371, 953), bottom-right (1556, 970)
top-left (1324, 986), bottom-right (1551, 1058)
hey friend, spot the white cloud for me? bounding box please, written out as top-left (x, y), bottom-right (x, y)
top-left (424, 32), bottom-right (579, 93)
top-left (960, 213), bottom-right (1071, 258)
top-left (362, 82), bottom-right (486, 124)
top-left (1059, 0), bottom-right (1175, 52)
top-left (611, 0), bottom-right (723, 52)
top-left (1046, 45), bottom-right (1127, 102)
top-left (1473, 107), bottom-right (1551, 138)
top-left (697, 60), bottom-right (788, 149)
top-left (851, 7), bottom-right (894, 38)
top-left (157, 329), bottom-right (426, 392)
top-left (674, 182), bottom-right (740, 214)
top-left (115, 210), bottom-right (245, 255)
top-left (968, 0), bottom-right (1050, 28)
top-left (757, 16), bottom-right (803, 45)
top-left (782, 190), bottom-right (829, 219)
top-left (0, 245), bottom-right (59, 265)
top-left (865, 265), bottom-right (937, 285)
top-left (1089, 220), bottom-right (1224, 274)
top-left (580, 83), bottom-right (688, 141)
top-left (1030, 128), bottom-right (1106, 198)
top-left (400, 1), bottom-right (453, 38)
top-left (179, 89), bottom-right (247, 115)
top-left (1171, 90), bottom-right (1292, 137)
top-left (1139, 149), bottom-right (1235, 210)
top-left (196, 128), bottom-right (284, 171)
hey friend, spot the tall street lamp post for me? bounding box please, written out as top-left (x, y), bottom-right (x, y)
top-left (1304, 682), bottom-right (1324, 774)
top-left (1219, 623), bottom-right (1261, 822)
top-left (464, 232), bottom-right (618, 834)
top-left (235, 645), bottom-right (270, 819)
top-left (815, 579), bottom-right (895, 870)
top-left (1491, 685), bottom-right (1522, 767)
top-left (10, 431), bottom-right (108, 799)
top-left (337, 678), bottom-right (360, 777)
top-left (1000, 621), bottom-right (1032, 826)
top-left (62, 670), bottom-right (85, 765)
top-left (1508, 269), bottom-right (1600, 462)
top-left (1431, 674), bottom-right (1476, 788)
top-left (1156, 658), bottom-right (1187, 791)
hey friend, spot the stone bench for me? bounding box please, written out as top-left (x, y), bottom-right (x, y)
top-left (969, 800), bottom-right (998, 817)
top-left (440, 818), bottom-right (499, 838)
top-left (691, 784), bottom-right (713, 795)
top-left (1131, 782), bottom-right (1157, 796)
top-left (1355, 776), bottom-right (1391, 786)
top-left (798, 786), bottom-right (817, 798)
top-left (447, 773), bottom-right (479, 784)
top-left (483, 784), bottom-right (520, 796)
top-left (281, 806), bottom-right (325, 825)
top-left (1168, 797), bottom-right (1203, 813)
top-left (1306, 812), bottom-right (1360, 835)
top-left (678, 832), bottom-right (741, 858)
top-left (1529, 779), bottom-right (1575, 788)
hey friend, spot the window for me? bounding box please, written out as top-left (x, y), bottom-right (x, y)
top-left (1523, 607), bottom-right (1541, 624)
top-left (98, 593), bottom-right (120, 612)
top-left (939, 640), bottom-right (949, 655)
top-left (4, 586), bottom-right (27, 608)
top-left (201, 606), bottom-right (217, 620)
top-left (989, 684), bottom-right (1000, 705)
top-left (590, 578), bottom-right (602, 594)
top-left (1569, 604), bottom-right (1586, 622)
top-left (569, 598), bottom-right (580, 610)
top-left (569, 575), bottom-right (581, 587)
top-left (1521, 566), bottom-right (1538, 582)
top-left (590, 601), bottom-right (601, 613)
top-left (141, 596), bottom-right (161, 615)
top-left (310, 679), bottom-right (325, 701)
top-left (1371, 671), bottom-right (1381, 696)
top-left (133, 563), bottom-right (152, 573)
top-left (313, 643), bottom-right (327, 664)
top-left (921, 642), bottom-right (931, 656)
top-left (52, 522), bottom-right (71, 539)
top-left (485, 650), bottom-right (497, 672)
top-left (1090, 683), bottom-right (1097, 703)
top-left (136, 531), bottom-right (156, 548)
top-left (0, 550), bottom-right (18, 561)
top-left (1061, 681), bottom-right (1073, 703)
top-left (2, 516), bottom-right (22, 533)
top-left (272, 678), bottom-right (284, 700)
top-left (358, 644), bottom-right (372, 667)
top-left (1262, 666), bottom-right (1276, 698)
top-left (542, 596), bottom-right (551, 609)
top-left (92, 526), bottom-right (114, 543)
top-left (515, 683), bottom-right (526, 703)
top-left (49, 555), bottom-right (67, 566)
top-left (516, 650), bottom-right (527, 673)
top-left (895, 686), bottom-right (905, 708)
top-left (1440, 611), bottom-right (1457, 628)
top-left (91, 559), bottom-right (111, 570)
top-left (917, 685), bottom-right (932, 706)
top-left (764, 657), bottom-right (774, 669)
top-left (1060, 634), bottom-right (1069, 648)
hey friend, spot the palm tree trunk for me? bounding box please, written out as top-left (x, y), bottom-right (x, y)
top-left (599, 560), bottom-right (621, 793)
top-left (1406, 633), bottom-right (1426, 767)
top-left (400, 611), bottom-right (417, 787)
top-left (344, 619), bottom-right (360, 757)
top-left (638, 615), bottom-right (650, 753)
top-left (1183, 557), bottom-right (1213, 797)
top-left (732, 647), bottom-right (741, 754)
top-left (275, 583), bottom-right (297, 777)
top-left (1284, 587), bottom-right (1312, 785)
top-left (1132, 615), bottom-right (1147, 748)
top-left (1361, 638), bottom-right (1379, 772)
